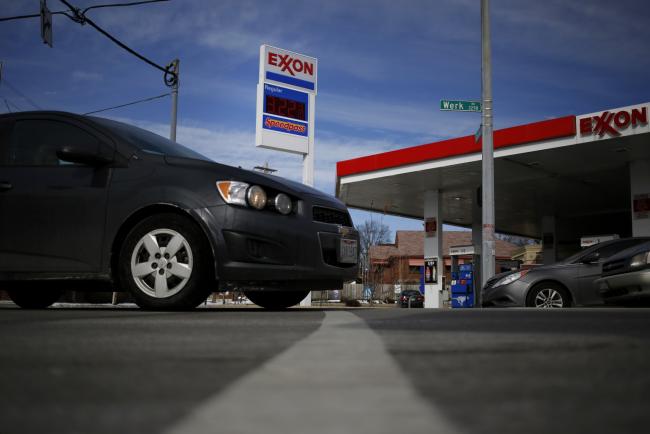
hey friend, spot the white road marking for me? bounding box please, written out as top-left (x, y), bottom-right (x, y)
top-left (166, 311), bottom-right (461, 434)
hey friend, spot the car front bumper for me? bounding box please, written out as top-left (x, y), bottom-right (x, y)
top-left (481, 280), bottom-right (529, 307)
top-left (193, 197), bottom-right (359, 291)
top-left (596, 269), bottom-right (650, 301)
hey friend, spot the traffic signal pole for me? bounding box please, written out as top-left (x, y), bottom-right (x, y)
top-left (480, 0), bottom-right (495, 298)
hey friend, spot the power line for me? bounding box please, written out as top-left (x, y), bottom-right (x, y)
top-left (2, 97), bottom-right (22, 113)
top-left (0, 1), bottom-right (176, 86)
top-left (58, 0), bottom-right (177, 86)
top-left (0, 78), bottom-right (42, 110)
top-left (0, 1), bottom-right (166, 22)
top-left (0, 10), bottom-right (73, 23)
top-left (83, 92), bottom-right (170, 115)
top-left (81, 0), bottom-right (170, 14)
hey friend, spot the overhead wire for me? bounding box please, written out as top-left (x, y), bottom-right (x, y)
top-left (0, 1), bottom-right (176, 86)
top-left (1, 97), bottom-right (22, 113)
top-left (81, 0), bottom-right (169, 14)
top-left (0, 1), bottom-right (167, 22)
top-left (0, 10), bottom-right (73, 23)
top-left (57, 0), bottom-right (177, 86)
top-left (83, 92), bottom-right (170, 115)
top-left (0, 78), bottom-right (42, 110)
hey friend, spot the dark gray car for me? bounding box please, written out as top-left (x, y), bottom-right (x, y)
top-left (482, 237), bottom-right (650, 308)
top-left (0, 111), bottom-right (358, 310)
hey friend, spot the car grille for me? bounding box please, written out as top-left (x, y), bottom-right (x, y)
top-left (602, 259), bottom-right (627, 276)
top-left (313, 206), bottom-right (352, 226)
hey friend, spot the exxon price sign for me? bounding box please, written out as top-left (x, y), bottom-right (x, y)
top-left (256, 45), bottom-right (318, 155)
top-left (440, 100), bottom-right (482, 112)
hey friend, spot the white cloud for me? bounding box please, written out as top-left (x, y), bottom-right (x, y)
top-left (108, 115), bottom-right (400, 194)
top-left (318, 91), bottom-right (480, 138)
top-left (72, 70), bottom-right (103, 82)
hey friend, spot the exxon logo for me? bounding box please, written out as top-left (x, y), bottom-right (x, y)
top-left (580, 107), bottom-right (648, 137)
top-left (267, 52), bottom-right (314, 77)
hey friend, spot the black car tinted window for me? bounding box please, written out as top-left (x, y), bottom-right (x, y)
top-left (7, 120), bottom-right (99, 166)
top-left (91, 117), bottom-right (209, 161)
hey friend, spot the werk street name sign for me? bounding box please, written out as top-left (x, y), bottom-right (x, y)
top-left (440, 100), bottom-right (482, 112)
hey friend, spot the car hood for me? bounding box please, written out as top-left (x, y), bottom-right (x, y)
top-left (164, 156), bottom-right (345, 205)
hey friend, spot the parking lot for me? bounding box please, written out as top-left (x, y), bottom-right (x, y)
top-left (2, 304), bottom-right (649, 434)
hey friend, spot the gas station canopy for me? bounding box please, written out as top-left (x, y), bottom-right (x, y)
top-left (336, 102), bottom-right (650, 241)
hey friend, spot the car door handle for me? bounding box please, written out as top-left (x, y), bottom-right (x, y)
top-left (0, 181), bottom-right (12, 192)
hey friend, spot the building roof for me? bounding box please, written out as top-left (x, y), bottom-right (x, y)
top-left (369, 231), bottom-right (520, 264)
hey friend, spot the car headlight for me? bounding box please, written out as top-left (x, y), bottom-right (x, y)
top-left (274, 193), bottom-right (293, 215)
top-left (216, 181), bottom-right (248, 206)
top-left (630, 251), bottom-right (650, 268)
top-left (246, 185), bottom-right (267, 210)
top-left (492, 270), bottom-right (529, 288)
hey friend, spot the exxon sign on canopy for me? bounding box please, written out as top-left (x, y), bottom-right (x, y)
top-left (261, 45), bottom-right (318, 93)
top-left (579, 104), bottom-right (648, 139)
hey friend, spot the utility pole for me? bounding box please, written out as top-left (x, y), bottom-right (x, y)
top-left (169, 58), bottom-right (179, 141)
top-left (480, 0), bottom-right (495, 299)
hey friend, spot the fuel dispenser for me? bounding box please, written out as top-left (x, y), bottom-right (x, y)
top-left (451, 264), bottom-right (474, 308)
top-left (449, 245), bottom-right (480, 308)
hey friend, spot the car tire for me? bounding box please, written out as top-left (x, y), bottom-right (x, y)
top-left (244, 290), bottom-right (310, 310)
top-left (526, 282), bottom-right (570, 308)
top-left (117, 213), bottom-right (213, 310)
top-left (7, 285), bottom-right (62, 309)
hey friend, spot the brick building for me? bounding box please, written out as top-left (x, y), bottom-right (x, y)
top-left (369, 231), bottom-right (520, 286)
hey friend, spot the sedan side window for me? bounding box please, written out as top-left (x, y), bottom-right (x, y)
top-left (7, 120), bottom-right (100, 167)
top-left (592, 240), bottom-right (645, 261)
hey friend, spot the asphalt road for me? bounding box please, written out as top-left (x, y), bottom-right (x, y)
top-left (1, 304), bottom-right (649, 434)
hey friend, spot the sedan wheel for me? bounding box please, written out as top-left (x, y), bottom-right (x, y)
top-left (118, 213), bottom-right (213, 310)
top-left (527, 283), bottom-right (570, 308)
top-left (534, 288), bottom-right (564, 308)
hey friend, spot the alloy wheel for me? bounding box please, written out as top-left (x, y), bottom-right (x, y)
top-left (130, 229), bottom-right (194, 298)
top-left (534, 288), bottom-right (564, 308)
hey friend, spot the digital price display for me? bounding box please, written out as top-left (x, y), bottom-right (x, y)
top-left (265, 95), bottom-right (306, 121)
top-left (263, 84), bottom-right (308, 123)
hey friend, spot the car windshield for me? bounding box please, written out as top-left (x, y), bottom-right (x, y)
top-left (92, 117), bottom-right (211, 161)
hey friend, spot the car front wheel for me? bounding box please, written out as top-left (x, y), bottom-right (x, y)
top-left (526, 283), bottom-right (570, 308)
top-left (118, 213), bottom-right (213, 310)
top-left (244, 290), bottom-right (310, 310)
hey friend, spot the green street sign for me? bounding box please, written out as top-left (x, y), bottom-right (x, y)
top-left (440, 100), bottom-right (482, 112)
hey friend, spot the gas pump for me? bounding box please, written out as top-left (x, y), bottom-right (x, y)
top-left (449, 245), bottom-right (478, 308)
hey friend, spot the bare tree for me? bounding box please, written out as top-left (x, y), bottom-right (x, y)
top-left (357, 219), bottom-right (391, 302)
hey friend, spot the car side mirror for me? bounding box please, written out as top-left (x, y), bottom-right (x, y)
top-left (581, 252), bottom-right (601, 264)
top-left (57, 145), bottom-right (113, 166)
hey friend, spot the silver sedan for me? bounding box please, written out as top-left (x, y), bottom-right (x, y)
top-left (482, 237), bottom-right (650, 308)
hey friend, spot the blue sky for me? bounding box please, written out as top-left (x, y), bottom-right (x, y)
top-left (1, 0), bottom-right (649, 239)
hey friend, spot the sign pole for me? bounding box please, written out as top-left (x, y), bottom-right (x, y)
top-left (299, 95), bottom-right (315, 306)
top-left (169, 59), bottom-right (179, 142)
top-left (480, 0), bottom-right (495, 301)
top-left (302, 94), bottom-right (315, 187)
